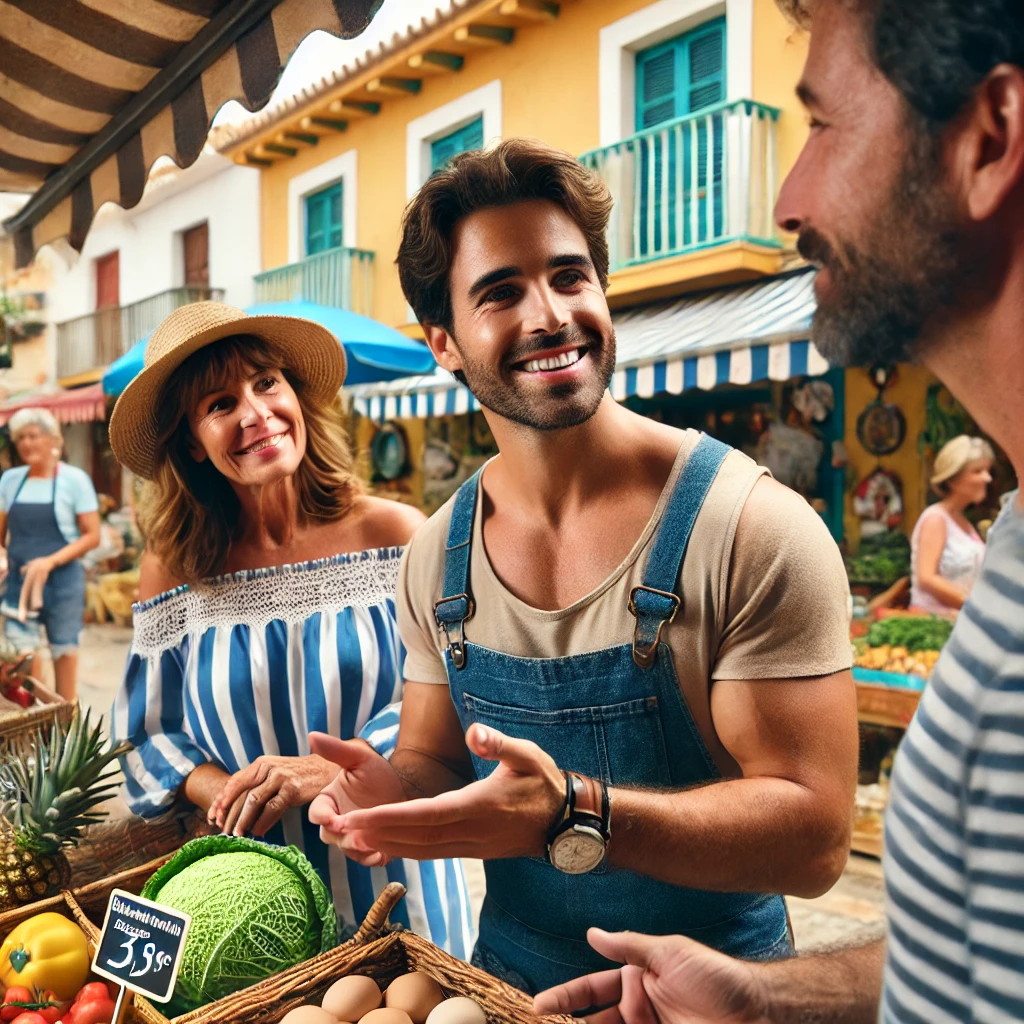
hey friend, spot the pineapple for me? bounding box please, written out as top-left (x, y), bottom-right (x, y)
top-left (0, 705), bottom-right (131, 910)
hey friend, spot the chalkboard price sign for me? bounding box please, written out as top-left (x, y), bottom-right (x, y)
top-left (91, 889), bottom-right (191, 1004)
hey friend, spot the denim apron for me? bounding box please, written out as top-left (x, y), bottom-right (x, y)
top-left (3, 467), bottom-right (84, 629)
top-left (434, 435), bottom-right (789, 993)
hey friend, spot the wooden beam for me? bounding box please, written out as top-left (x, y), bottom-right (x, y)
top-left (264, 142), bottom-right (298, 157)
top-left (408, 50), bottom-right (464, 73)
top-left (453, 24), bottom-right (515, 46)
top-left (282, 132), bottom-right (318, 146)
top-left (305, 116), bottom-right (349, 133)
top-left (244, 154), bottom-right (273, 167)
top-left (498, 0), bottom-right (559, 20)
top-left (366, 76), bottom-right (423, 96)
top-left (329, 99), bottom-right (381, 117)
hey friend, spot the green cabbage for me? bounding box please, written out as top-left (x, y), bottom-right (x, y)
top-left (142, 835), bottom-right (336, 1013)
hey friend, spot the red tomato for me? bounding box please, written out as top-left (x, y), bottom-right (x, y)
top-left (1, 990), bottom-right (32, 1005)
top-left (70, 987), bottom-right (109, 1007)
top-left (64, 1000), bottom-right (114, 1024)
top-left (9, 1013), bottom-right (48, 1024)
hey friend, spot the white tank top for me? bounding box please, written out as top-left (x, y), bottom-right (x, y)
top-left (910, 503), bottom-right (985, 612)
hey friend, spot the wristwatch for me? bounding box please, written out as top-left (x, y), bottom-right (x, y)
top-left (546, 771), bottom-right (610, 874)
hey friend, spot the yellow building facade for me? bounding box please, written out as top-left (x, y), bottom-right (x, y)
top-left (224, 0), bottom-right (965, 545)
top-left (229, 0), bottom-right (811, 328)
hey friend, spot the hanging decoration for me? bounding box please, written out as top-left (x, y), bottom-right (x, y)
top-left (856, 365), bottom-right (906, 456)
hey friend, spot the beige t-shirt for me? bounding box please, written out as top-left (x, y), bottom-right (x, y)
top-left (398, 429), bottom-right (852, 774)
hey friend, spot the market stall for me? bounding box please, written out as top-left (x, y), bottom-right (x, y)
top-left (0, 708), bottom-right (534, 1024)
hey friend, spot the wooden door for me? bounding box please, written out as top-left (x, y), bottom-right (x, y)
top-left (94, 251), bottom-right (120, 366)
top-left (183, 222), bottom-right (209, 287)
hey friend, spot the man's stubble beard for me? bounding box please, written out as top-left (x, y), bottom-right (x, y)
top-left (802, 129), bottom-right (965, 368)
top-left (451, 324), bottom-right (617, 432)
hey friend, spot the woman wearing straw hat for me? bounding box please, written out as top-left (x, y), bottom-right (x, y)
top-left (0, 407), bottom-right (100, 701)
top-left (910, 435), bottom-right (994, 615)
top-left (108, 301), bottom-right (474, 952)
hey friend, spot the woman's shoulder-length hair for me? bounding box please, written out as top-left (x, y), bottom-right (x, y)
top-left (138, 332), bottom-right (363, 584)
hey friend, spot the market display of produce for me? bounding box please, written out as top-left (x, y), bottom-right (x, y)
top-left (853, 615), bottom-right (953, 681)
top-left (844, 529), bottom-right (911, 588)
top-left (0, 709), bottom-right (130, 911)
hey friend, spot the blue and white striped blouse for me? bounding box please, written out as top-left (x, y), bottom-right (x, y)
top-left (111, 546), bottom-right (475, 956)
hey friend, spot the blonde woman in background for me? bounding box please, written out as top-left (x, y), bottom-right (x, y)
top-left (910, 435), bottom-right (993, 615)
top-left (0, 408), bottom-right (100, 700)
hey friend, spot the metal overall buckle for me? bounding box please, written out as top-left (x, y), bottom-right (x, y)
top-left (433, 593), bottom-right (475, 669)
top-left (627, 585), bottom-right (681, 669)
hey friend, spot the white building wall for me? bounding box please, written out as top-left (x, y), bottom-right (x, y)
top-left (46, 152), bottom-right (261, 329)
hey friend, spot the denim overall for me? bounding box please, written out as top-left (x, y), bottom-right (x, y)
top-left (2, 467), bottom-right (85, 639)
top-left (434, 435), bottom-right (789, 994)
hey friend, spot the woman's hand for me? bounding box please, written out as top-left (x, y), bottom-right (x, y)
top-left (18, 557), bottom-right (55, 620)
top-left (208, 755), bottom-right (339, 837)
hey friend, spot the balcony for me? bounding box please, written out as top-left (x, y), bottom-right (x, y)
top-left (580, 100), bottom-right (783, 305)
top-left (56, 286), bottom-right (223, 382)
top-left (253, 247), bottom-right (374, 316)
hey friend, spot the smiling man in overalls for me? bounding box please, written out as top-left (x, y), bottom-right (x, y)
top-left (311, 138), bottom-right (857, 994)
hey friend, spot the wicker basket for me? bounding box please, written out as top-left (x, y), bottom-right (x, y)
top-left (0, 678), bottom-right (74, 758)
top-left (48, 877), bottom-right (570, 1024)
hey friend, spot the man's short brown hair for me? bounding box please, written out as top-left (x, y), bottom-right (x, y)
top-left (396, 137), bottom-right (613, 332)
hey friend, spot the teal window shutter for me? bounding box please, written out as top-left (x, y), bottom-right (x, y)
top-left (634, 18), bottom-right (728, 258)
top-left (305, 181), bottom-right (343, 256)
top-left (430, 116), bottom-right (484, 173)
top-left (635, 17), bottom-right (726, 130)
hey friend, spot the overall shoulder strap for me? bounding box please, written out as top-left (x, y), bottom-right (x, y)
top-left (629, 433), bottom-right (732, 668)
top-left (433, 468), bottom-right (483, 669)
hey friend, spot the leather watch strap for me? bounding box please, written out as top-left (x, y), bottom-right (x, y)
top-left (567, 771), bottom-right (603, 821)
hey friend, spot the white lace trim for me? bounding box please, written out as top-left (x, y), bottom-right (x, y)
top-left (131, 547), bottom-right (403, 657)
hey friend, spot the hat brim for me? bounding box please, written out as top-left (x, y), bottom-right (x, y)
top-left (109, 314), bottom-right (347, 480)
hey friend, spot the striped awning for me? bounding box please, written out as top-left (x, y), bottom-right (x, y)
top-left (348, 271), bottom-right (829, 420)
top-left (0, 382), bottom-right (107, 427)
top-left (0, 0), bottom-right (384, 268)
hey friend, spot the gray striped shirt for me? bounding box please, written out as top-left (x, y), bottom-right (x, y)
top-left (882, 496), bottom-right (1024, 1023)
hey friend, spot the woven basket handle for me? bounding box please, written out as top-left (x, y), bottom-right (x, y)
top-left (352, 882), bottom-right (407, 944)
top-left (63, 890), bottom-right (102, 945)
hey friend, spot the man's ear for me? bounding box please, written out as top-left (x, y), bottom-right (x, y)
top-left (959, 64), bottom-right (1024, 222)
top-left (423, 324), bottom-right (465, 376)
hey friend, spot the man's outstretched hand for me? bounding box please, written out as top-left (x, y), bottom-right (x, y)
top-left (533, 929), bottom-right (770, 1024)
top-left (329, 723), bottom-right (565, 861)
top-left (308, 732), bottom-right (408, 867)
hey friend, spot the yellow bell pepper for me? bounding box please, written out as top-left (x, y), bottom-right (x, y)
top-left (0, 912), bottom-right (90, 1001)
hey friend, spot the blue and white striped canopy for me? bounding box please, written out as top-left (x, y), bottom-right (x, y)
top-left (348, 270), bottom-right (827, 421)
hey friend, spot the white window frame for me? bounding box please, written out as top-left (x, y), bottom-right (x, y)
top-left (598, 0), bottom-right (753, 146)
top-left (287, 148), bottom-right (357, 263)
top-left (405, 79), bottom-right (502, 199)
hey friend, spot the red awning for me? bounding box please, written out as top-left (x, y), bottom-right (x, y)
top-left (0, 383), bottom-right (107, 427)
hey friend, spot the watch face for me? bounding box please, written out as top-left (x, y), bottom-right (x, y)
top-left (550, 827), bottom-right (605, 874)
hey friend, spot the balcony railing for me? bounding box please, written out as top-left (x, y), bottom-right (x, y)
top-left (253, 247), bottom-right (374, 316)
top-left (580, 100), bottom-right (781, 271)
top-left (56, 286), bottom-right (223, 379)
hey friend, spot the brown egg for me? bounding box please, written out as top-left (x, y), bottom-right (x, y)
top-left (280, 1007), bottom-right (340, 1024)
top-left (322, 976), bottom-right (383, 1021)
top-left (360, 1009), bottom-right (414, 1024)
top-left (384, 973), bottom-right (445, 1024)
top-left (424, 997), bottom-right (486, 1024)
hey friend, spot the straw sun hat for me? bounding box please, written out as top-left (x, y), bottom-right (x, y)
top-left (109, 301), bottom-right (347, 480)
top-left (930, 434), bottom-right (994, 490)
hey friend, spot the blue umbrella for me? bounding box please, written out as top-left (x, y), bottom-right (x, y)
top-left (102, 300), bottom-right (436, 396)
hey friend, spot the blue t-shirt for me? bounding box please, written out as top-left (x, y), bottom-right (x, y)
top-left (0, 464), bottom-right (99, 544)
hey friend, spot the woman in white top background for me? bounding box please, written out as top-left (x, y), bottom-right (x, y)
top-left (910, 435), bottom-right (992, 615)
